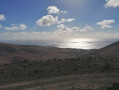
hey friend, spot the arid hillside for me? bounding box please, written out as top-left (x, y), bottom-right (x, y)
top-left (87, 41), bottom-right (119, 58)
top-left (0, 42), bottom-right (119, 89)
top-left (0, 43), bottom-right (93, 64)
top-left (0, 58), bottom-right (119, 90)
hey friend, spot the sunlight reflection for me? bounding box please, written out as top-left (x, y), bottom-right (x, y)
top-left (57, 38), bottom-right (97, 49)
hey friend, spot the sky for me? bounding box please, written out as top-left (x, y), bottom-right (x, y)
top-left (0, 0), bottom-right (119, 49)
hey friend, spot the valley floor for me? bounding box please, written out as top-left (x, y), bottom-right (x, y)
top-left (0, 73), bottom-right (119, 90)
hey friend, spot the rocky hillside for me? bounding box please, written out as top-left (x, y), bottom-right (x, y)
top-left (0, 43), bottom-right (94, 64)
top-left (87, 41), bottom-right (119, 58)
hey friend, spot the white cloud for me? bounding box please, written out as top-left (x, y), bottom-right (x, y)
top-left (105, 0), bottom-right (119, 8)
top-left (58, 19), bottom-right (66, 23)
top-left (67, 18), bottom-right (75, 22)
top-left (97, 19), bottom-right (115, 25)
top-left (36, 15), bottom-right (58, 26)
top-left (60, 11), bottom-right (68, 14)
top-left (4, 24), bottom-right (27, 30)
top-left (57, 24), bottom-right (70, 32)
top-left (47, 6), bottom-right (60, 14)
top-left (47, 6), bottom-right (68, 14)
top-left (19, 24), bottom-right (27, 30)
top-left (58, 18), bottom-right (75, 24)
top-left (101, 25), bottom-right (113, 29)
top-left (0, 14), bottom-right (6, 21)
top-left (57, 24), bottom-right (92, 33)
top-left (5, 26), bottom-right (19, 30)
top-left (80, 26), bottom-right (93, 31)
top-left (97, 19), bottom-right (115, 29)
top-left (57, 24), bottom-right (80, 33)
top-left (71, 27), bottom-right (80, 31)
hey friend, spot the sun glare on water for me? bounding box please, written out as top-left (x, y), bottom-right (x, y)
top-left (57, 38), bottom-right (97, 49)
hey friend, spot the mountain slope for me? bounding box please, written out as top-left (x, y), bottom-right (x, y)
top-left (0, 43), bottom-right (93, 64)
top-left (87, 41), bottom-right (119, 58)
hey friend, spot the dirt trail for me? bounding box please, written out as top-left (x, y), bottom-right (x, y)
top-left (0, 73), bottom-right (119, 90)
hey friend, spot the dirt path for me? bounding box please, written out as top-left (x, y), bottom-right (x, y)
top-left (0, 73), bottom-right (119, 90)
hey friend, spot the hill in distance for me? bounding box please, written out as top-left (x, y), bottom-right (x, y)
top-left (0, 42), bottom-right (94, 64)
top-left (1, 40), bottom-right (119, 64)
top-left (87, 41), bottom-right (119, 58)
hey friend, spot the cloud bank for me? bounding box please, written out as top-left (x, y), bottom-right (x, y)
top-left (56, 24), bottom-right (92, 33)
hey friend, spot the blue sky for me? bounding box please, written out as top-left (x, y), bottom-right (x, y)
top-left (0, 0), bottom-right (119, 49)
